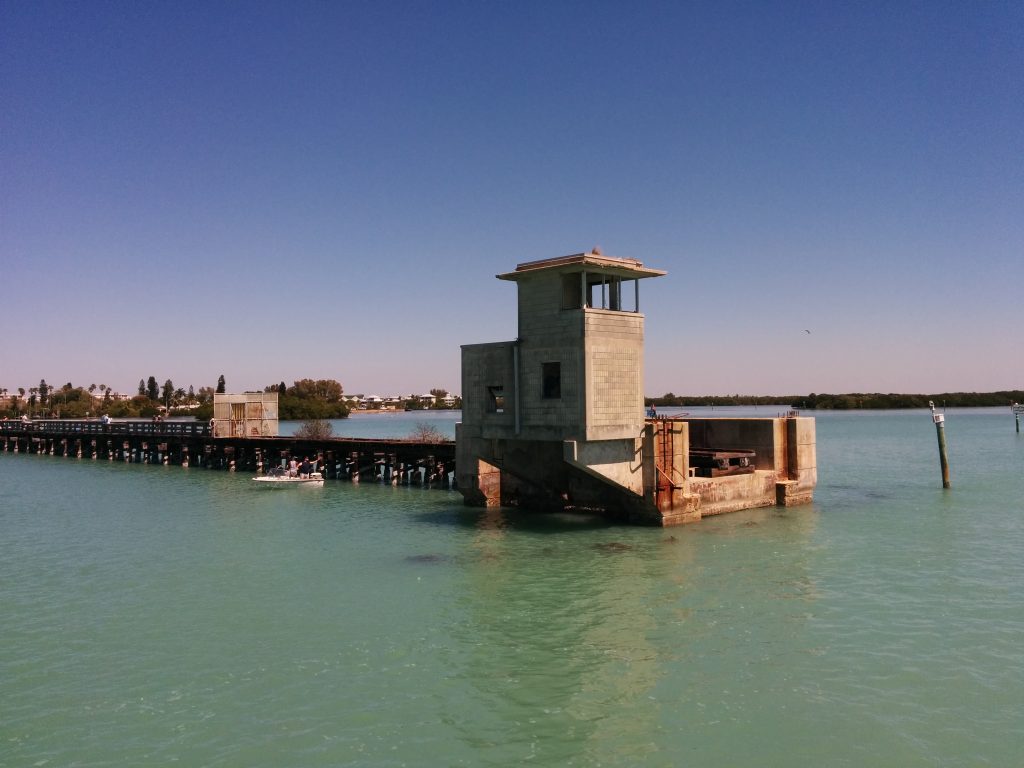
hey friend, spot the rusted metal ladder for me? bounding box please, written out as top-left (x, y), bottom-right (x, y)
top-left (653, 419), bottom-right (678, 509)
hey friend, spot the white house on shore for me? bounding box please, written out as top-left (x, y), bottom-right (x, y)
top-left (340, 392), bottom-right (461, 410)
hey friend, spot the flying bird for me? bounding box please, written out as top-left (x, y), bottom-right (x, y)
top-left (804, 329), bottom-right (811, 334)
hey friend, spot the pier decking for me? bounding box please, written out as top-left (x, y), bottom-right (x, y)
top-left (0, 420), bottom-right (456, 488)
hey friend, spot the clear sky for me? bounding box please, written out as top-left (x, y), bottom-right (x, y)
top-left (2, 1), bottom-right (1021, 398)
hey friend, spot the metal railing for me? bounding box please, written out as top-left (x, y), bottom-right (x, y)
top-left (0, 420), bottom-right (211, 437)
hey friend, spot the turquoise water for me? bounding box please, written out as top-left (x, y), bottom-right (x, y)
top-left (280, 410), bottom-right (463, 439)
top-left (2, 409), bottom-right (1022, 766)
top-left (280, 406), bottom-right (791, 440)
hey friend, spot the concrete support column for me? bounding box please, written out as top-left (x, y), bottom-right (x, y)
top-left (777, 417), bottom-right (816, 506)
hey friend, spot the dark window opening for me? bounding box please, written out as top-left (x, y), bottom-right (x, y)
top-left (542, 362), bottom-right (561, 399)
top-left (487, 386), bottom-right (505, 413)
top-left (561, 274), bottom-right (583, 309)
top-left (563, 271), bottom-right (640, 312)
top-left (587, 276), bottom-right (623, 310)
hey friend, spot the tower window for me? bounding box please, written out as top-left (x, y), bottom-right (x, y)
top-left (542, 362), bottom-right (561, 399)
top-left (487, 386), bottom-right (505, 413)
top-left (561, 273), bottom-right (583, 309)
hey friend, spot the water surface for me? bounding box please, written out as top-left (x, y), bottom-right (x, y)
top-left (2, 408), bottom-right (1022, 766)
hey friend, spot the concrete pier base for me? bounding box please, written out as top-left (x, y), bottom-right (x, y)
top-left (458, 416), bottom-right (816, 525)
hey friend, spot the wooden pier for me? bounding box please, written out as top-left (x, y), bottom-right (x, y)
top-left (0, 420), bottom-right (457, 489)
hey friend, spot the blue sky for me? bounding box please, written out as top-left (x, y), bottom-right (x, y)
top-left (2, 1), bottom-right (1021, 397)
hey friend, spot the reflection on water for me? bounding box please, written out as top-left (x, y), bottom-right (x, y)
top-left (439, 504), bottom-right (821, 764)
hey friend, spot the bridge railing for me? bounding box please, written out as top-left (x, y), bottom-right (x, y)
top-left (0, 420), bottom-right (211, 437)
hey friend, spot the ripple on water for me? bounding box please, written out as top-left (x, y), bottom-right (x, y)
top-left (2, 413), bottom-right (1023, 766)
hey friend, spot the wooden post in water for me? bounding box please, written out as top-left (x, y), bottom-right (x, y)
top-left (929, 400), bottom-right (951, 489)
top-left (1013, 402), bottom-right (1022, 433)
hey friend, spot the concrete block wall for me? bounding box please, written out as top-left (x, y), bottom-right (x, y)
top-left (517, 275), bottom-right (584, 343)
top-left (584, 310), bottom-right (644, 440)
top-left (519, 346), bottom-right (582, 436)
top-left (684, 418), bottom-right (784, 471)
top-left (460, 341), bottom-right (516, 437)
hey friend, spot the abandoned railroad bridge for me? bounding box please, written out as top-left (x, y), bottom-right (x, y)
top-left (2, 250), bottom-right (816, 525)
top-left (0, 419), bottom-right (456, 488)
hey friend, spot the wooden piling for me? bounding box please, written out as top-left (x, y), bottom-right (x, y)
top-left (929, 401), bottom-right (951, 489)
top-left (0, 421), bottom-right (456, 491)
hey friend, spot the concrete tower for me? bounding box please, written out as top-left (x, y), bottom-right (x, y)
top-left (457, 249), bottom-right (817, 525)
top-left (457, 251), bottom-right (666, 515)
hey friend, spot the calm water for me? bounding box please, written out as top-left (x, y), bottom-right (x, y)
top-left (280, 410), bottom-right (464, 440)
top-left (2, 409), bottom-right (1022, 766)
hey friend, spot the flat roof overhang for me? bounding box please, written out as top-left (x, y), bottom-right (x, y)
top-left (497, 252), bottom-right (667, 282)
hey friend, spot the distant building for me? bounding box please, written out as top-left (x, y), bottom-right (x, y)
top-left (89, 391), bottom-right (132, 402)
top-left (212, 392), bottom-right (279, 437)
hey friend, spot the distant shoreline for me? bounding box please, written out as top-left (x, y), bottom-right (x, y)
top-left (646, 390), bottom-right (1023, 410)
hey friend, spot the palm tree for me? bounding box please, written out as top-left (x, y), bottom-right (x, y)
top-left (161, 379), bottom-right (175, 408)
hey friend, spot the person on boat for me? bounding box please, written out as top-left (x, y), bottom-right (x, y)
top-left (289, 457), bottom-right (298, 477)
top-left (299, 457), bottom-right (312, 478)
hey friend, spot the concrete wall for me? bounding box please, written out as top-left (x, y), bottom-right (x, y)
top-left (565, 436), bottom-right (645, 496)
top-left (782, 417), bottom-right (817, 505)
top-left (686, 472), bottom-right (779, 516)
top-left (519, 345), bottom-right (583, 439)
top-left (463, 281), bottom-right (646, 444)
top-left (679, 416), bottom-right (817, 515)
top-left (460, 341), bottom-right (516, 439)
top-left (684, 418), bottom-right (784, 471)
top-left (683, 416), bottom-right (816, 486)
top-left (584, 310), bottom-right (645, 440)
top-left (516, 273), bottom-right (584, 343)
top-left (456, 427), bottom-right (644, 511)
top-left (787, 417), bottom-right (817, 484)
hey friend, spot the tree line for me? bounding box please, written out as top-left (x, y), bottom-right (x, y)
top-left (266, 380), bottom-right (350, 420)
top-left (1, 374), bottom-right (352, 420)
top-left (0, 375), bottom-right (227, 419)
top-left (646, 390), bottom-right (1024, 410)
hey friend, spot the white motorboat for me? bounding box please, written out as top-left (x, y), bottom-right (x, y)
top-left (252, 466), bottom-right (325, 487)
